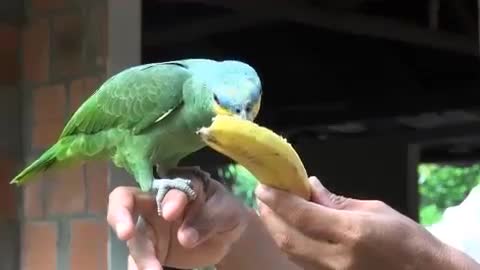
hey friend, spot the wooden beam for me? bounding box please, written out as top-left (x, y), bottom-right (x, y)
top-left (478, 0), bottom-right (480, 55)
top-left (171, 0), bottom-right (479, 56)
top-left (0, 0), bottom-right (25, 23)
top-left (143, 13), bottom-right (276, 47)
top-left (428, 0), bottom-right (440, 30)
top-left (284, 122), bottom-right (480, 145)
top-left (445, 1), bottom-right (478, 38)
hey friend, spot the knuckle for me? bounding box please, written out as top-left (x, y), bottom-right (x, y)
top-left (109, 186), bottom-right (129, 201)
top-left (288, 205), bottom-right (309, 227)
top-left (329, 194), bottom-right (350, 209)
top-left (336, 216), bottom-right (363, 246)
top-left (126, 238), bottom-right (135, 250)
top-left (345, 223), bottom-right (362, 246)
top-left (257, 202), bottom-right (271, 218)
top-left (335, 255), bottom-right (355, 270)
top-left (366, 200), bottom-right (387, 211)
top-left (274, 232), bottom-right (295, 253)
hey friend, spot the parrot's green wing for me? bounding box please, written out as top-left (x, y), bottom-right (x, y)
top-left (61, 62), bottom-right (191, 137)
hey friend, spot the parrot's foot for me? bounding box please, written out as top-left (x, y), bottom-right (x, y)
top-left (167, 166), bottom-right (211, 194)
top-left (152, 178), bottom-right (196, 216)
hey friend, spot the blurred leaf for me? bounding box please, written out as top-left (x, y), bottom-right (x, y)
top-left (419, 204), bottom-right (443, 226)
top-left (218, 163), bottom-right (259, 209)
top-left (418, 163), bottom-right (480, 225)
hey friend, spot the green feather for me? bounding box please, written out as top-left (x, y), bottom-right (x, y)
top-left (11, 58), bottom-right (260, 194)
top-left (11, 143), bottom-right (58, 185)
top-left (11, 61), bottom-right (214, 189)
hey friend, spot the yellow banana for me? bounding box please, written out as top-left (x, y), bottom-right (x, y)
top-left (197, 115), bottom-right (311, 200)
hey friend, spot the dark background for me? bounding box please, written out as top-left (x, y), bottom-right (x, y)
top-left (141, 0), bottom-right (480, 221)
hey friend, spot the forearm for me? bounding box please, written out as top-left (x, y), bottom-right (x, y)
top-left (216, 209), bottom-right (301, 270)
top-left (417, 236), bottom-right (480, 270)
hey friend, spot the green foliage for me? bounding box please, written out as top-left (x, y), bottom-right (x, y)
top-left (218, 163), bottom-right (258, 209)
top-left (419, 204), bottom-right (443, 225)
top-left (418, 163), bottom-right (480, 225)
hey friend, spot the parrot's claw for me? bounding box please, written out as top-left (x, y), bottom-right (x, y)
top-left (166, 166), bottom-right (211, 194)
top-left (152, 178), bottom-right (196, 216)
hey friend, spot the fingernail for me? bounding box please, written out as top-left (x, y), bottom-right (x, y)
top-left (309, 176), bottom-right (325, 189)
top-left (115, 223), bottom-right (129, 238)
top-left (183, 228), bottom-right (199, 247)
top-left (162, 201), bottom-right (175, 217)
top-left (255, 184), bottom-right (270, 198)
top-left (254, 199), bottom-right (262, 216)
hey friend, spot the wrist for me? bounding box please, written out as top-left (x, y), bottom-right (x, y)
top-left (440, 242), bottom-right (480, 270)
top-left (416, 233), bottom-right (480, 270)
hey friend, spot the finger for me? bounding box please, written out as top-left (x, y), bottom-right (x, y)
top-left (161, 189), bottom-right (189, 222)
top-left (107, 186), bottom-right (156, 240)
top-left (309, 176), bottom-right (339, 208)
top-left (255, 184), bottom-right (345, 236)
top-left (162, 167), bottom-right (209, 224)
top-left (173, 178), bottom-right (209, 248)
top-left (309, 176), bottom-right (370, 211)
top-left (128, 217), bottom-right (163, 270)
top-left (176, 190), bottom-right (210, 248)
top-left (257, 200), bottom-right (332, 268)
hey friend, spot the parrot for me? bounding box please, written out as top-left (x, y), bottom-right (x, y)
top-left (11, 58), bottom-right (263, 215)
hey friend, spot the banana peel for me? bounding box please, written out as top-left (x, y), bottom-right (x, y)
top-left (197, 115), bottom-right (311, 200)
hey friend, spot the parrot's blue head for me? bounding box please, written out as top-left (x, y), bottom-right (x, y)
top-left (210, 60), bottom-right (262, 121)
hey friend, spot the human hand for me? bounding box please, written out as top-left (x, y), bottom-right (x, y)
top-left (107, 170), bottom-right (250, 270)
top-left (255, 176), bottom-right (480, 270)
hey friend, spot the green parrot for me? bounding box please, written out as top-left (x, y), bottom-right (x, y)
top-left (11, 58), bottom-right (263, 214)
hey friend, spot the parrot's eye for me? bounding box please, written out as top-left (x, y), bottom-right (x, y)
top-left (213, 94), bottom-right (220, 104)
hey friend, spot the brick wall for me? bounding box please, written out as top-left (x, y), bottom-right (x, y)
top-left (0, 0), bottom-right (110, 269)
top-left (0, 20), bottom-right (22, 270)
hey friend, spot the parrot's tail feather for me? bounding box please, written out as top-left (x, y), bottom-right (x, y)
top-left (10, 143), bottom-right (59, 185)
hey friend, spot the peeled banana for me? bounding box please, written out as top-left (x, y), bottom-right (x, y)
top-left (197, 115), bottom-right (311, 200)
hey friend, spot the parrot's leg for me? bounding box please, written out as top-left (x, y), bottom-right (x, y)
top-left (153, 166), bottom-right (196, 216)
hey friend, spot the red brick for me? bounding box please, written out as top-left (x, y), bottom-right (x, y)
top-left (70, 219), bottom-right (108, 270)
top-left (0, 24), bottom-right (20, 85)
top-left (45, 165), bottom-right (86, 215)
top-left (85, 161), bottom-right (108, 214)
top-left (23, 18), bottom-right (50, 84)
top-left (22, 221), bottom-right (57, 270)
top-left (32, 121), bottom-right (64, 149)
top-left (85, 77), bottom-right (100, 94)
top-left (86, 4), bottom-right (108, 68)
top-left (68, 77), bottom-right (99, 114)
top-left (69, 79), bottom-right (85, 114)
top-left (0, 157), bottom-right (17, 218)
top-left (32, 84), bottom-right (66, 124)
top-left (52, 13), bottom-right (85, 78)
top-left (23, 179), bottom-right (44, 219)
top-left (32, 0), bottom-right (64, 13)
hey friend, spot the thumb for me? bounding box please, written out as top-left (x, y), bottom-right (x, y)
top-left (308, 176), bottom-right (356, 210)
